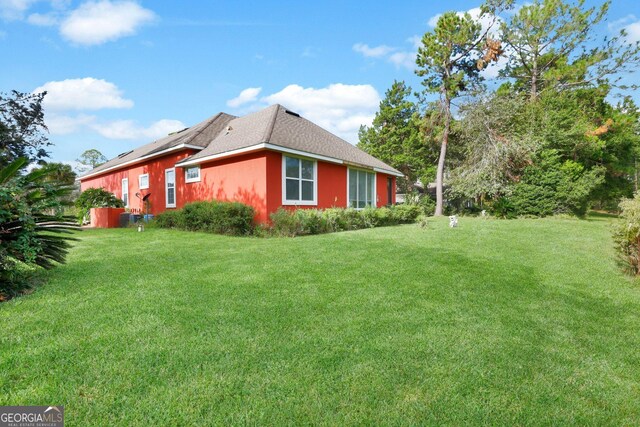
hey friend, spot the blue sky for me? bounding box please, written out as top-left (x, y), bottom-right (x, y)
top-left (1, 0), bottom-right (639, 167)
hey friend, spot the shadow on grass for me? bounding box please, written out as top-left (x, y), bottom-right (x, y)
top-left (587, 211), bottom-right (619, 221)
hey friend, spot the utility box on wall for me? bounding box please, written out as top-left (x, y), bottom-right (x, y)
top-left (90, 207), bottom-right (126, 228)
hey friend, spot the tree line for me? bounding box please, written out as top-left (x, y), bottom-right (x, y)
top-left (359, 0), bottom-right (640, 217)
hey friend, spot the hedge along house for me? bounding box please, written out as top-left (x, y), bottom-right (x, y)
top-left (79, 104), bottom-right (403, 224)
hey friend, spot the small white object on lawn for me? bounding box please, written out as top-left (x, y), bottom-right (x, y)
top-left (449, 215), bottom-right (458, 228)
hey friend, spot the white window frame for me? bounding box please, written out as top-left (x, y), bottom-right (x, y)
top-left (165, 168), bottom-right (176, 208)
top-left (347, 168), bottom-right (376, 209)
top-left (138, 173), bottom-right (149, 190)
top-left (185, 166), bottom-right (201, 183)
top-left (121, 178), bottom-right (129, 208)
top-left (282, 155), bottom-right (317, 206)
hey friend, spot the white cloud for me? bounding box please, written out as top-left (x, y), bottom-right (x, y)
top-left (388, 51), bottom-right (416, 70)
top-left (226, 87), bottom-right (262, 108)
top-left (246, 83), bottom-right (381, 143)
top-left (90, 118), bottom-right (185, 140)
top-left (45, 113), bottom-right (96, 134)
top-left (353, 38), bottom-right (418, 70)
top-left (427, 14), bottom-right (441, 27)
top-left (34, 77), bottom-right (134, 111)
top-left (46, 113), bottom-right (185, 140)
top-left (407, 35), bottom-right (422, 49)
top-left (624, 21), bottom-right (640, 43)
top-left (27, 12), bottom-right (58, 26)
top-left (607, 14), bottom-right (640, 43)
top-left (352, 43), bottom-right (395, 58)
top-left (60, 0), bottom-right (156, 46)
top-left (1, 0), bottom-right (69, 21)
top-left (0, 0), bottom-right (37, 20)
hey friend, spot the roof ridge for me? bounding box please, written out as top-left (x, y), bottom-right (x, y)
top-left (183, 112), bottom-right (223, 144)
top-left (261, 104), bottom-right (281, 143)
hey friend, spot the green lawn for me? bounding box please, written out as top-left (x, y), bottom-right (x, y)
top-left (1, 216), bottom-right (639, 425)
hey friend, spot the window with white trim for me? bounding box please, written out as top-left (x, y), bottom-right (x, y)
top-left (138, 173), bottom-right (149, 189)
top-left (282, 155), bottom-right (316, 205)
top-left (121, 178), bottom-right (129, 208)
top-left (348, 169), bottom-right (375, 209)
top-left (165, 168), bottom-right (176, 208)
top-left (185, 166), bottom-right (200, 183)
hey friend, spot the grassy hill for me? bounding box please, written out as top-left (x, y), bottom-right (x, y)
top-left (1, 216), bottom-right (639, 425)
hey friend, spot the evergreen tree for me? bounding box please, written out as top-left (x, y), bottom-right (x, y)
top-left (500, 0), bottom-right (640, 100)
top-left (415, 10), bottom-right (492, 215)
top-left (357, 81), bottom-right (430, 194)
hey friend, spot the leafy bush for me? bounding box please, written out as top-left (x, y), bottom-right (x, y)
top-left (613, 193), bottom-right (640, 275)
top-left (1, 158), bottom-right (78, 299)
top-left (509, 150), bottom-right (605, 217)
top-left (418, 196), bottom-right (436, 216)
top-left (389, 204), bottom-right (422, 223)
top-left (155, 200), bottom-right (254, 236)
top-left (154, 209), bottom-right (182, 229)
top-left (269, 205), bottom-right (421, 237)
top-left (75, 187), bottom-right (124, 224)
top-left (491, 197), bottom-right (516, 219)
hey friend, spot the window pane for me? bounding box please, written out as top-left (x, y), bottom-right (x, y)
top-left (167, 188), bottom-right (175, 205)
top-left (301, 180), bottom-right (313, 201)
top-left (285, 157), bottom-right (299, 178)
top-left (367, 173), bottom-right (375, 206)
top-left (286, 178), bottom-right (299, 200)
top-left (301, 160), bottom-right (314, 180)
top-left (357, 171), bottom-right (366, 208)
top-left (349, 169), bottom-right (357, 207)
top-left (186, 167), bottom-right (199, 180)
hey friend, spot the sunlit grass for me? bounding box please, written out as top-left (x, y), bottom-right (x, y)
top-left (1, 216), bottom-right (639, 425)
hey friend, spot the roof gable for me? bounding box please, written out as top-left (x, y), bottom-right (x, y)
top-left (178, 105), bottom-right (401, 175)
top-left (80, 112), bottom-right (236, 179)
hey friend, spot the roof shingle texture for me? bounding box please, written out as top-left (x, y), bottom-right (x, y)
top-left (178, 105), bottom-right (401, 174)
top-left (82, 112), bottom-right (235, 176)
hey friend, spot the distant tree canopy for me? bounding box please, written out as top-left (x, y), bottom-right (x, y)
top-left (357, 81), bottom-right (435, 194)
top-left (0, 91), bottom-right (50, 168)
top-left (38, 162), bottom-right (77, 186)
top-left (359, 0), bottom-right (640, 216)
top-left (77, 149), bottom-right (107, 170)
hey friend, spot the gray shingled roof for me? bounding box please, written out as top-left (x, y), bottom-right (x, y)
top-left (81, 112), bottom-right (235, 178)
top-left (81, 105), bottom-right (402, 179)
top-left (176, 104), bottom-right (402, 175)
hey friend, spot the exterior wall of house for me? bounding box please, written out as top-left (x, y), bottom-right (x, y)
top-left (80, 149), bottom-right (397, 226)
top-left (79, 150), bottom-right (197, 216)
top-left (265, 151), bottom-right (396, 216)
top-left (183, 151), bottom-right (269, 223)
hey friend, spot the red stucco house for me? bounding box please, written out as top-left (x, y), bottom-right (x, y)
top-left (79, 104), bottom-right (402, 224)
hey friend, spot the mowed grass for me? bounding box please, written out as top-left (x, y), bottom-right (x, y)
top-left (1, 216), bottom-right (640, 425)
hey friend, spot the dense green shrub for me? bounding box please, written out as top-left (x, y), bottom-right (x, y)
top-left (491, 197), bottom-right (517, 219)
top-left (75, 187), bottom-right (124, 224)
top-left (269, 205), bottom-right (421, 237)
top-left (155, 200), bottom-right (254, 236)
top-left (509, 150), bottom-right (605, 217)
top-left (389, 204), bottom-right (422, 223)
top-left (418, 196), bottom-right (436, 216)
top-left (613, 194), bottom-right (640, 275)
top-left (154, 209), bottom-right (182, 229)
